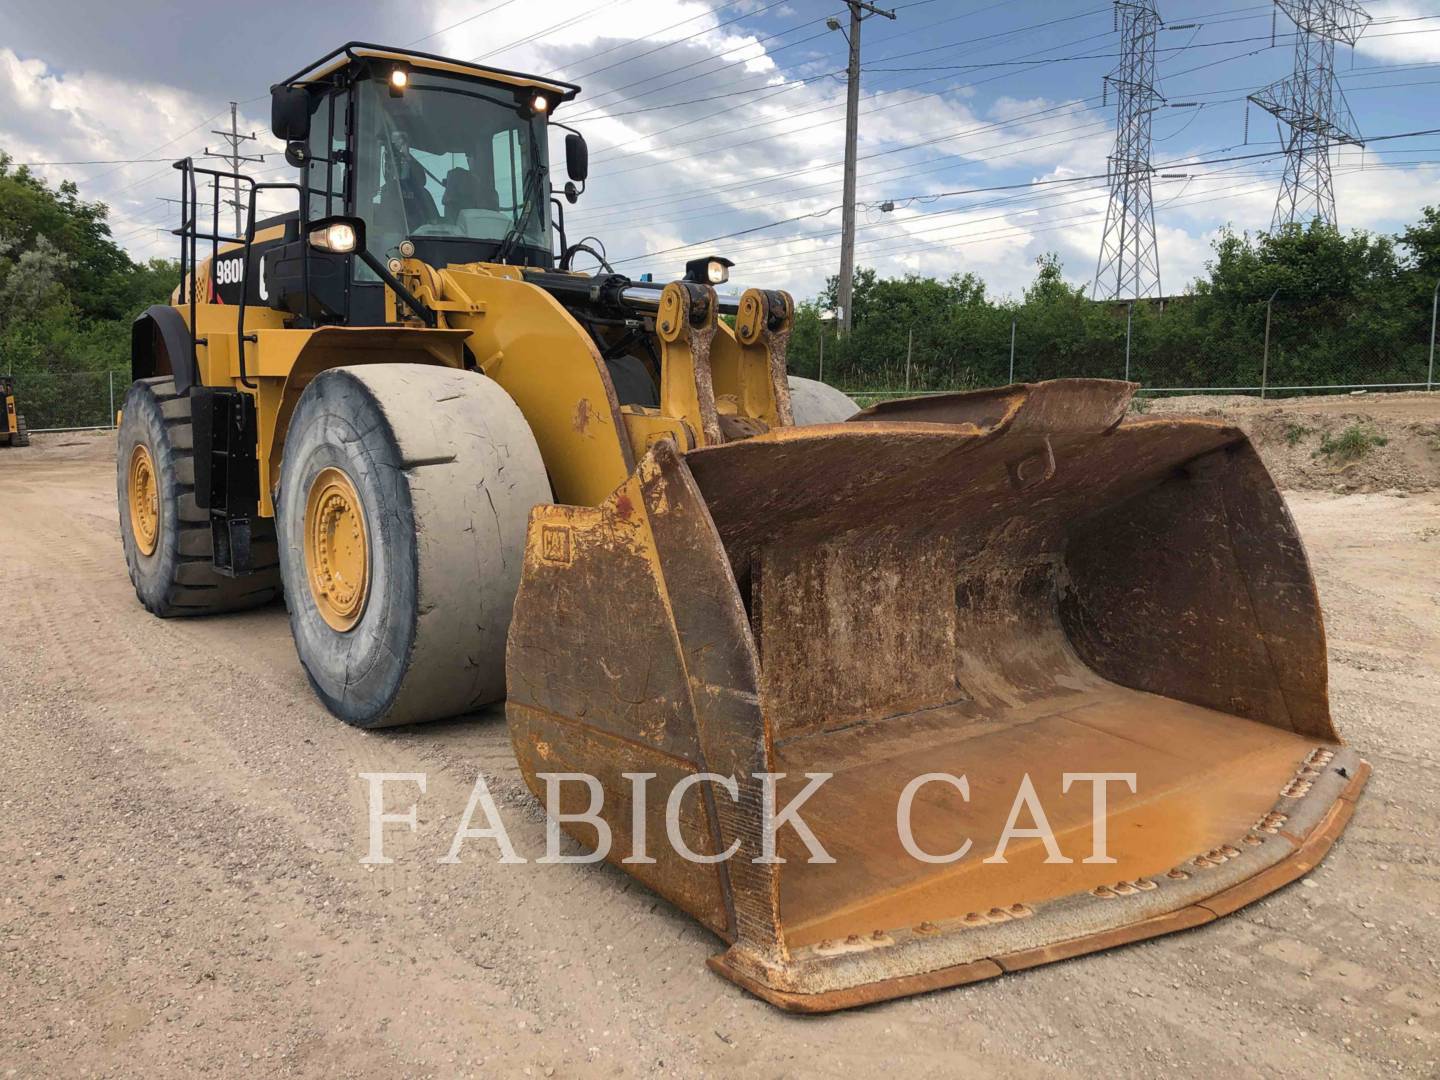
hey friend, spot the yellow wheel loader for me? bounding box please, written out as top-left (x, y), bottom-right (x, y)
top-left (1, 376), bottom-right (30, 447)
top-left (117, 43), bottom-right (1368, 1012)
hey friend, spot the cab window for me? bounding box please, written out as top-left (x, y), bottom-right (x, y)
top-left (353, 70), bottom-right (550, 270)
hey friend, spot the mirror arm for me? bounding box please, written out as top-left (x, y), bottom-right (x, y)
top-left (551, 194), bottom-right (569, 266)
top-left (355, 249), bottom-right (435, 326)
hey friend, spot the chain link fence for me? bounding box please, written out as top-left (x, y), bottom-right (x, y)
top-left (9, 286), bottom-right (1439, 428)
top-left (822, 289), bottom-right (1440, 403)
top-left (6, 370), bottom-right (125, 431)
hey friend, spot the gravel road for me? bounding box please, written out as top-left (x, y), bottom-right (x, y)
top-left (1, 426), bottom-right (1437, 1078)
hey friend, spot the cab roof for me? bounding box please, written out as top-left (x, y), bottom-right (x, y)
top-left (274, 42), bottom-right (581, 104)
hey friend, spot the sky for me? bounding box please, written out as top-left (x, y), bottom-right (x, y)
top-left (2, 0), bottom-right (1439, 302)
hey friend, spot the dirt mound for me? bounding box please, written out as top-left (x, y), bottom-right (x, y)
top-left (1148, 391), bottom-right (1440, 493)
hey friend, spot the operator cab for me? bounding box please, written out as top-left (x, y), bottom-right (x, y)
top-left (263, 43), bottom-right (581, 326)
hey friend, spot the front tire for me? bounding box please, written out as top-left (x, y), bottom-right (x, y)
top-left (276, 365), bottom-right (550, 728)
top-left (116, 377), bottom-right (281, 616)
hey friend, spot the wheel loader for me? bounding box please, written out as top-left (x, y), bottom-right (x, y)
top-left (0, 376), bottom-right (30, 447)
top-left (117, 42), bottom-right (1368, 1012)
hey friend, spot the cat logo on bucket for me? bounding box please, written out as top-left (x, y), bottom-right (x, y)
top-left (540, 525), bottom-right (572, 565)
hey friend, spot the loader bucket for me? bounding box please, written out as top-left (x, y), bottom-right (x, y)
top-left (505, 379), bottom-right (1368, 1013)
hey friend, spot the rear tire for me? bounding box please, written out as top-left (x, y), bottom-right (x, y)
top-left (276, 365), bottom-right (550, 728)
top-left (788, 376), bottom-right (859, 425)
top-left (116, 377), bottom-right (282, 616)
top-left (12, 415), bottom-right (28, 446)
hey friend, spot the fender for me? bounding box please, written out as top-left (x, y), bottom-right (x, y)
top-left (131, 305), bottom-right (198, 394)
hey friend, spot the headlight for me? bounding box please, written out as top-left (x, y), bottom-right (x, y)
top-left (685, 255), bottom-right (734, 286)
top-left (308, 221), bottom-right (359, 253)
top-left (531, 94), bottom-right (550, 113)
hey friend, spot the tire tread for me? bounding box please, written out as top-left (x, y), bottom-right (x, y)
top-left (117, 377), bottom-right (282, 617)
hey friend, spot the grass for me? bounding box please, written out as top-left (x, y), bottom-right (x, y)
top-left (1319, 422), bottom-right (1388, 462)
top-left (1129, 396), bottom-right (1152, 414)
top-left (1284, 422), bottom-right (1313, 446)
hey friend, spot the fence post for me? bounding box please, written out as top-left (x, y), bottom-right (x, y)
top-left (818, 329), bottom-right (824, 384)
top-left (905, 326), bottom-right (913, 393)
top-left (1124, 302), bottom-right (1134, 382)
top-left (1008, 315), bottom-right (1016, 384)
top-left (109, 370), bottom-right (116, 428)
top-left (1429, 277), bottom-right (1438, 392)
top-left (1261, 289), bottom-right (1279, 400)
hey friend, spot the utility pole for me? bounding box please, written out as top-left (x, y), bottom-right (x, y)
top-left (831, 1), bottom-right (896, 335)
top-left (1249, 0), bottom-right (1370, 229)
top-left (203, 102), bottom-right (264, 237)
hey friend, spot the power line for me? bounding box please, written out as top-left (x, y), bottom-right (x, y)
top-left (9, 157), bottom-right (176, 167)
top-left (576, 116), bottom-right (1117, 233)
top-left (408, 0), bottom-right (524, 47)
top-left (576, 38), bottom-right (1279, 222)
top-left (579, 17), bottom-right (1434, 232)
top-left (744, 155), bottom-right (1440, 276)
top-left (563, 0), bottom-right (1018, 127)
top-left (561, 0), bottom-right (797, 82)
top-left (587, 19), bottom-right (1124, 177)
top-left (604, 129), bottom-right (1440, 266)
top-left (576, 96), bottom-right (1109, 223)
top-left (582, 58), bottom-right (1267, 225)
top-left (470, 0), bottom-right (632, 64)
top-left (687, 143), bottom-right (1440, 277)
top-left (562, 5), bottom-right (843, 119)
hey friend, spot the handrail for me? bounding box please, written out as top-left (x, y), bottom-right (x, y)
top-left (172, 160), bottom-right (303, 389)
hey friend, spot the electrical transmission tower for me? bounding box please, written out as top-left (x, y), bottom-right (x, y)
top-left (1094, 1), bottom-right (1165, 301)
top-left (203, 103), bottom-right (264, 237)
top-left (1249, 0), bottom-right (1370, 230)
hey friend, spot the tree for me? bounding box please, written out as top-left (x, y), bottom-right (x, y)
top-left (1400, 205), bottom-right (1440, 278)
top-left (783, 211), bottom-right (1440, 396)
top-left (0, 151), bottom-right (179, 425)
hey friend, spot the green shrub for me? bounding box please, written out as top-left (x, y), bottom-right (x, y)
top-left (1319, 423), bottom-right (1388, 461)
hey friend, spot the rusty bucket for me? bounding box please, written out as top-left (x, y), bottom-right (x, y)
top-left (505, 379), bottom-right (1368, 1012)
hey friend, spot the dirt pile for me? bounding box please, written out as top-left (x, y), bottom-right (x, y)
top-left (1149, 391), bottom-right (1440, 494)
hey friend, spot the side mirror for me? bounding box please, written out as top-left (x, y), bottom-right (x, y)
top-left (271, 85), bottom-right (312, 142)
top-left (284, 141), bottom-right (310, 169)
top-left (565, 132), bottom-right (589, 183)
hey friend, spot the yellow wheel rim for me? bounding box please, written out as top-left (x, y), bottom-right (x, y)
top-left (128, 443), bottom-right (160, 557)
top-left (304, 467), bottom-right (370, 632)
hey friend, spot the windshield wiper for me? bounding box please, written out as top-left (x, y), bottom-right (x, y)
top-left (494, 125), bottom-right (545, 265)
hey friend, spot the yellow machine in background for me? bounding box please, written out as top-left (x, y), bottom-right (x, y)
top-left (0, 376), bottom-right (30, 447)
top-left (117, 43), bottom-right (1367, 1012)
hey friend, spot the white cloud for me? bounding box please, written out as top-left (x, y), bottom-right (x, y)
top-left (0, 47), bottom-right (284, 260)
top-left (1354, 1), bottom-right (1440, 64)
top-left (4, 2), bottom-right (1436, 305)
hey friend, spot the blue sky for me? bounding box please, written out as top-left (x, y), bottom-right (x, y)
top-left (3, 0), bottom-right (1437, 300)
